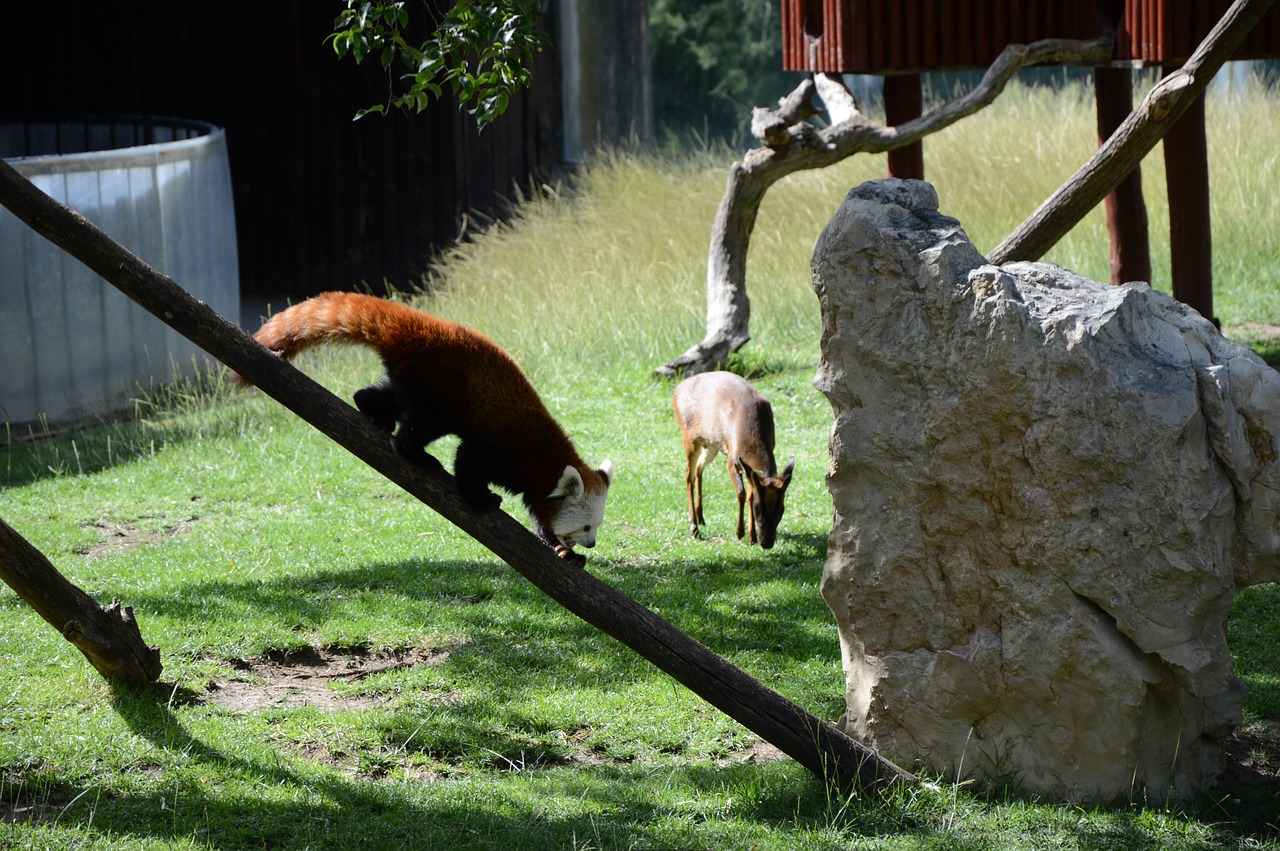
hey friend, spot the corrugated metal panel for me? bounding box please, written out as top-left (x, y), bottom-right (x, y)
top-left (783, 0), bottom-right (1280, 73)
top-left (1, 121), bottom-right (240, 425)
top-left (782, 0), bottom-right (1107, 73)
top-left (1117, 0), bottom-right (1280, 62)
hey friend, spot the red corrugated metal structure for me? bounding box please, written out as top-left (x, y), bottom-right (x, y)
top-left (783, 0), bottom-right (1280, 72)
top-left (780, 0), bottom-right (1280, 324)
top-left (1118, 0), bottom-right (1280, 60)
top-left (783, 3), bottom-right (1109, 73)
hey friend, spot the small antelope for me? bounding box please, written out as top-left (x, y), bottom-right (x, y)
top-left (672, 371), bottom-right (795, 549)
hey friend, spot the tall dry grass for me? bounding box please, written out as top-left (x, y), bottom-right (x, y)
top-left (416, 74), bottom-right (1280, 384)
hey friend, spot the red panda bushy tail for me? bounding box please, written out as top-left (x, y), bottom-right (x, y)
top-left (235, 291), bottom-right (427, 387)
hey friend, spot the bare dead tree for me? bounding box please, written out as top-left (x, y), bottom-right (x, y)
top-left (654, 36), bottom-right (1115, 378)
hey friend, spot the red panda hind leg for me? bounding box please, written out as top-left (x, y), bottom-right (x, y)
top-left (353, 382), bottom-right (445, 474)
top-left (453, 437), bottom-right (505, 511)
top-left (353, 383), bottom-right (401, 432)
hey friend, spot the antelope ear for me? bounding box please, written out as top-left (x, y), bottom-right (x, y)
top-left (734, 456), bottom-right (757, 484)
top-left (549, 465), bottom-right (584, 499)
top-left (597, 459), bottom-right (613, 487)
top-left (782, 456), bottom-right (796, 482)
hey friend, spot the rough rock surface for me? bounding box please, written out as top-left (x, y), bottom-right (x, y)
top-left (812, 179), bottom-right (1280, 802)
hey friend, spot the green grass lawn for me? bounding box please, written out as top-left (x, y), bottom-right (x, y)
top-left (2, 77), bottom-right (1279, 849)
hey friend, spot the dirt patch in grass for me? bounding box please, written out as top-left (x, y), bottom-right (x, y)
top-left (197, 645), bottom-right (782, 776)
top-left (76, 516), bottom-right (193, 559)
top-left (205, 645), bottom-right (450, 712)
top-left (734, 739), bottom-right (787, 765)
top-left (1223, 726), bottom-right (1280, 783)
top-left (0, 772), bottom-right (63, 827)
top-left (1227, 322), bottom-right (1280, 344)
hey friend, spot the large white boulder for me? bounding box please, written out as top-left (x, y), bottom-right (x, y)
top-left (813, 178), bottom-right (1280, 801)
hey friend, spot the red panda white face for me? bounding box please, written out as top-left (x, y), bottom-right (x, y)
top-left (548, 460), bottom-right (612, 547)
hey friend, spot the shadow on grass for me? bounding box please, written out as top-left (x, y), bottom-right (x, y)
top-left (648, 351), bottom-right (818, 385)
top-left (1, 408), bottom-right (160, 488)
top-left (121, 532), bottom-right (840, 691)
top-left (3, 569), bottom-right (1267, 849)
top-left (0, 374), bottom-right (233, 489)
top-left (79, 684), bottom-right (884, 849)
top-left (11, 538), bottom-right (1271, 846)
top-left (33, 687), bottom-right (1257, 851)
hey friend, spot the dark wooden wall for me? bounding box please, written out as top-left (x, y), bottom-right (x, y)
top-left (0, 1), bottom-right (562, 297)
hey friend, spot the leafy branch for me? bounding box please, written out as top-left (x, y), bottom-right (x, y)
top-left (327, 0), bottom-right (546, 127)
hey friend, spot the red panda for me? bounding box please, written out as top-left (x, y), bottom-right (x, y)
top-left (239, 292), bottom-right (612, 561)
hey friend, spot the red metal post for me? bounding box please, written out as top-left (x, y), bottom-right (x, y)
top-left (883, 73), bottom-right (924, 179)
top-left (1094, 66), bottom-right (1152, 286)
top-left (1161, 68), bottom-right (1215, 324)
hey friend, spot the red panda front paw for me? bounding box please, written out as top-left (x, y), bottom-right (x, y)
top-left (391, 439), bottom-right (445, 473)
top-left (553, 544), bottom-right (587, 568)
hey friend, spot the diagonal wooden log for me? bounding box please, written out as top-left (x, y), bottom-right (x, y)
top-left (0, 157), bottom-right (915, 794)
top-left (654, 36), bottom-right (1116, 378)
top-left (990, 0), bottom-right (1277, 264)
top-left (0, 516), bottom-right (162, 685)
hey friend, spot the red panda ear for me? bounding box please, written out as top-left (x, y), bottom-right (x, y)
top-left (549, 465), bottom-right (584, 499)
top-left (597, 459), bottom-right (613, 487)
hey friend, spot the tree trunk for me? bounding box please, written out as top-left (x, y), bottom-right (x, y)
top-left (0, 517), bottom-right (162, 685)
top-left (0, 158), bottom-right (914, 795)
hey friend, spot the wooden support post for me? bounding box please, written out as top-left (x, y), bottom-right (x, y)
top-left (1161, 68), bottom-right (1216, 325)
top-left (884, 74), bottom-right (925, 179)
top-left (1094, 66), bottom-right (1152, 286)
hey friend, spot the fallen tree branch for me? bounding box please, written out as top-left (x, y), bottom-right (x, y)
top-left (0, 157), bottom-right (915, 795)
top-left (0, 517), bottom-right (162, 685)
top-left (990, 0), bottom-right (1278, 263)
top-left (655, 36), bottom-right (1115, 378)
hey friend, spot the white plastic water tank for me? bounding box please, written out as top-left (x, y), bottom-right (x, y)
top-left (0, 116), bottom-right (239, 427)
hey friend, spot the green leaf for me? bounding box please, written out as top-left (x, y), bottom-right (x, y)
top-left (330, 0), bottom-right (546, 126)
